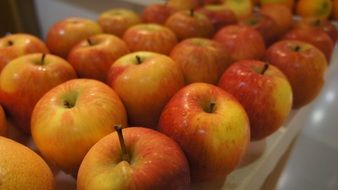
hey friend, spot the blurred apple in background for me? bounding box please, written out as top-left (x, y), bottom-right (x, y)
top-left (265, 40), bottom-right (327, 108)
top-left (296, 0), bottom-right (332, 19)
top-left (46, 17), bottom-right (102, 58)
top-left (68, 34), bottom-right (129, 82)
top-left (170, 38), bottom-right (232, 84)
top-left (260, 0), bottom-right (294, 9)
top-left (98, 8), bottom-right (141, 37)
top-left (0, 105), bottom-right (7, 136)
top-left (333, 0), bottom-right (338, 20)
top-left (294, 17), bottom-right (337, 42)
top-left (142, 3), bottom-right (175, 24)
top-left (0, 33), bottom-right (49, 72)
top-left (218, 60), bottom-right (292, 140)
top-left (213, 25), bottom-right (266, 61)
top-left (283, 27), bottom-right (334, 61)
top-left (197, 4), bottom-right (237, 31)
top-left (260, 4), bottom-right (293, 38)
top-left (31, 79), bottom-right (128, 175)
top-left (77, 126), bottom-right (190, 190)
top-left (123, 24), bottom-right (178, 55)
top-left (239, 13), bottom-right (278, 45)
top-left (0, 53), bottom-right (76, 133)
top-left (158, 83), bottom-right (250, 181)
top-left (165, 10), bottom-right (214, 41)
top-left (167, 0), bottom-right (201, 11)
top-left (107, 51), bottom-right (184, 129)
top-left (223, 0), bottom-right (253, 20)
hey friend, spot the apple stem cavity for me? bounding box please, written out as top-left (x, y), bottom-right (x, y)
top-left (87, 38), bottom-right (93, 46)
top-left (136, 55), bottom-right (142, 64)
top-left (205, 102), bottom-right (216, 113)
top-left (293, 45), bottom-right (301, 52)
top-left (189, 9), bottom-right (195, 17)
top-left (40, 54), bottom-right (46, 65)
top-left (114, 125), bottom-right (130, 163)
top-left (261, 63), bottom-right (269, 75)
top-left (7, 40), bottom-right (13, 46)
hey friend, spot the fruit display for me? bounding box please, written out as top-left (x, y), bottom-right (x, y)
top-left (0, 0), bottom-right (337, 189)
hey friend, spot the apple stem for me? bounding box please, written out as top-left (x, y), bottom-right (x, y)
top-left (41, 54), bottom-right (46, 65)
top-left (206, 102), bottom-right (216, 113)
top-left (190, 9), bottom-right (194, 17)
top-left (293, 45), bottom-right (301, 52)
top-left (136, 55), bottom-right (142, 64)
top-left (114, 125), bottom-right (130, 163)
top-left (87, 38), bottom-right (93, 46)
top-left (260, 63), bottom-right (269, 75)
top-left (7, 40), bottom-right (13, 46)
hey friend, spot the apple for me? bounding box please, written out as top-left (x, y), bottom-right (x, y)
top-left (77, 126), bottom-right (190, 189)
top-left (294, 17), bottom-right (337, 42)
top-left (296, 0), bottom-right (332, 19)
top-left (260, 0), bottom-right (294, 10)
top-left (260, 4), bottom-right (293, 38)
top-left (46, 17), bottom-right (102, 58)
top-left (98, 8), bottom-right (141, 38)
top-left (218, 60), bottom-right (292, 140)
top-left (158, 83), bottom-right (250, 181)
top-left (68, 34), bottom-right (129, 82)
top-left (265, 40), bottom-right (327, 108)
top-left (196, 4), bottom-right (238, 31)
top-left (0, 105), bottom-right (7, 136)
top-left (0, 53), bottom-right (76, 133)
top-left (107, 51), bottom-right (184, 129)
top-left (170, 38), bottom-right (232, 84)
top-left (223, 0), bottom-right (253, 20)
top-left (122, 24), bottom-right (178, 55)
top-left (142, 3), bottom-right (175, 24)
top-left (283, 27), bottom-right (334, 61)
top-left (239, 13), bottom-right (278, 45)
top-left (31, 79), bottom-right (128, 174)
top-left (213, 24), bottom-right (266, 61)
top-left (0, 33), bottom-right (49, 72)
top-left (167, 0), bottom-right (201, 11)
top-left (165, 10), bottom-right (214, 41)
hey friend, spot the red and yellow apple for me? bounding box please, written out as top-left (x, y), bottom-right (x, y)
top-left (158, 83), bottom-right (250, 181)
top-left (0, 33), bottom-right (49, 72)
top-left (265, 40), bottom-right (327, 108)
top-left (77, 127), bottom-right (190, 189)
top-left (98, 8), bottom-right (141, 37)
top-left (142, 3), bottom-right (175, 24)
top-left (46, 17), bottom-right (102, 58)
top-left (296, 0), bottom-right (332, 19)
top-left (68, 34), bottom-right (129, 82)
top-left (31, 79), bottom-right (128, 174)
top-left (218, 60), bottom-right (292, 140)
top-left (170, 38), bottom-right (232, 84)
top-left (123, 24), bottom-right (178, 55)
top-left (107, 51), bottom-right (184, 129)
top-left (0, 53), bottom-right (76, 133)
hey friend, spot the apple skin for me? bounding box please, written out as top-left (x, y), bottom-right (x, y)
top-left (167, 0), bottom-right (201, 11)
top-left (333, 0), bottom-right (338, 20)
top-left (0, 33), bottom-right (49, 72)
top-left (213, 25), bottom-right (266, 62)
top-left (165, 10), bottom-right (214, 41)
top-left (223, 0), bottom-right (253, 20)
top-left (68, 34), bottom-right (129, 82)
top-left (260, 0), bottom-right (294, 10)
top-left (31, 79), bottom-right (128, 174)
top-left (107, 51), bottom-right (184, 129)
top-left (142, 4), bottom-right (175, 24)
top-left (46, 17), bottom-right (102, 58)
top-left (0, 53), bottom-right (77, 134)
top-left (260, 4), bottom-right (293, 38)
top-left (294, 17), bottom-right (337, 43)
top-left (158, 83), bottom-right (250, 181)
top-left (77, 127), bottom-right (190, 190)
top-left (283, 27), bottom-right (334, 61)
top-left (265, 40), bottom-right (327, 108)
top-left (239, 13), bottom-right (278, 45)
top-left (296, 0), bottom-right (332, 19)
top-left (218, 60), bottom-right (292, 140)
top-left (196, 4), bottom-right (238, 31)
top-left (98, 8), bottom-right (141, 38)
top-left (170, 38), bottom-right (232, 84)
top-left (123, 24), bottom-right (178, 55)
top-left (0, 105), bottom-right (7, 136)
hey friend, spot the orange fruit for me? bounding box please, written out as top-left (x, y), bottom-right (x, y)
top-left (0, 105), bottom-right (7, 136)
top-left (0, 137), bottom-right (54, 189)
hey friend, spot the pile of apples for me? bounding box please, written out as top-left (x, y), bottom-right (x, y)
top-left (0, 0), bottom-right (336, 189)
